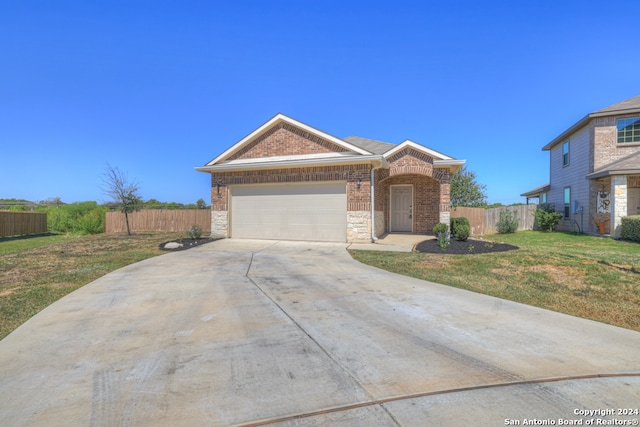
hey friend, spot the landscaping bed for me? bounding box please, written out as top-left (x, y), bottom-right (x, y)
top-left (415, 238), bottom-right (518, 254)
top-left (159, 237), bottom-right (218, 251)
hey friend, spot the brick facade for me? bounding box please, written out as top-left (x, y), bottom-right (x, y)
top-left (373, 148), bottom-right (451, 234)
top-left (205, 121), bottom-right (456, 241)
top-left (228, 124), bottom-right (348, 160)
top-left (592, 116), bottom-right (640, 170)
top-left (378, 175), bottom-right (442, 234)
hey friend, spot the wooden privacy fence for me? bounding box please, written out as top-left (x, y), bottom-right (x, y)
top-left (450, 207), bottom-right (485, 236)
top-left (450, 205), bottom-right (537, 236)
top-left (105, 210), bottom-right (211, 234)
top-left (0, 211), bottom-right (48, 237)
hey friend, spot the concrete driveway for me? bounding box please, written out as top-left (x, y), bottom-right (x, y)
top-left (1, 239), bottom-right (639, 427)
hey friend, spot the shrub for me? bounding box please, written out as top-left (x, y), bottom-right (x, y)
top-left (77, 207), bottom-right (108, 234)
top-left (433, 222), bottom-right (450, 251)
top-left (621, 216), bottom-right (640, 242)
top-left (38, 202), bottom-right (107, 234)
top-left (450, 217), bottom-right (470, 236)
top-left (496, 209), bottom-right (519, 234)
top-left (534, 203), bottom-right (563, 232)
top-left (187, 225), bottom-right (203, 239)
top-left (433, 222), bottom-right (448, 237)
top-left (46, 207), bottom-right (73, 233)
top-left (454, 224), bottom-right (470, 241)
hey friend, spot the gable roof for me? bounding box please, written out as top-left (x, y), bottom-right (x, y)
top-left (593, 95), bottom-right (640, 115)
top-left (196, 113), bottom-right (464, 173)
top-left (543, 95), bottom-right (640, 151)
top-left (383, 139), bottom-right (454, 160)
top-left (343, 136), bottom-right (395, 155)
top-left (586, 151), bottom-right (640, 179)
top-left (204, 113), bottom-right (371, 166)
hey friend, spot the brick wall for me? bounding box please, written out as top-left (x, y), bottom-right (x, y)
top-left (592, 116), bottom-right (640, 170)
top-left (210, 164), bottom-right (371, 211)
top-left (387, 148), bottom-right (434, 176)
top-left (378, 175), bottom-right (441, 234)
top-left (228, 123), bottom-right (348, 160)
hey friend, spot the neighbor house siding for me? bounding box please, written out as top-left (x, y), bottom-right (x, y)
top-left (592, 115), bottom-right (640, 170)
top-left (549, 125), bottom-right (591, 232)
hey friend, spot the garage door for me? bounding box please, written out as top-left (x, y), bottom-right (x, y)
top-left (230, 182), bottom-right (347, 242)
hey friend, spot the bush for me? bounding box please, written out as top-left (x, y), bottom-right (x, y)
top-left (496, 209), bottom-right (519, 234)
top-left (534, 203), bottom-right (563, 232)
top-left (37, 202), bottom-right (107, 234)
top-left (433, 222), bottom-right (448, 236)
top-left (78, 207), bottom-right (108, 234)
top-left (621, 216), bottom-right (640, 242)
top-left (450, 217), bottom-right (470, 236)
top-left (187, 225), bottom-right (203, 239)
top-left (454, 224), bottom-right (470, 241)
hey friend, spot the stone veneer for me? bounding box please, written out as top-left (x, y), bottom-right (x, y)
top-left (211, 210), bottom-right (228, 238)
top-left (347, 211), bottom-right (372, 242)
top-left (611, 175), bottom-right (627, 239)
top-left (374, 211), bottom-right (385, 238)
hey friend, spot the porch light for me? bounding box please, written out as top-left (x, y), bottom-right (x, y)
top-left (216, 180), bottom-right (221, 198)
top-left (356, 177), bottom-right (361, 189)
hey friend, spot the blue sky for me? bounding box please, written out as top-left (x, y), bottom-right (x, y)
top-left (2, 0), bottom-right (639, 205)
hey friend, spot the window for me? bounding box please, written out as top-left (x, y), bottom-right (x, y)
top-left (618, 118), bottom-right (640, 143)
top-left (564, 187), bottom-right (571, 218)
top-left (541, 193), bottom-right (547, 204)
top-left (562, 141), bottom-right (569, 166)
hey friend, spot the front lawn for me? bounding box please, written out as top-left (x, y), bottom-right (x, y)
top-left (350, 231), bottom-right (640, 331)
top-left (0, 232), bottom-right (181, 340)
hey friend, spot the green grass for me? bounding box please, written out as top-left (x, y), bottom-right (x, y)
top-left (0, 233), bottom-right (77, 255)
top-left (350, 231), bottom-right (640, 331)
top-left (0, 232), bottom-right (181, 340)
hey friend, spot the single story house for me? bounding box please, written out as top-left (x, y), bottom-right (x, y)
top-left (521, 95), bottom-right (640, 238)
top-left (196, 113), bottom-right (465, 242)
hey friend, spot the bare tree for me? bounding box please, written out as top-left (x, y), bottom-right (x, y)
top-left (101, 163), bottom-right (142, 235)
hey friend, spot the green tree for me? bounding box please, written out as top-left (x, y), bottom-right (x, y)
top-left (196, 198), bottom-right (207, 209)
top-left (450, 165), bottom-right (487, 207)
top-left (101, 164), bottom-right (142, 236)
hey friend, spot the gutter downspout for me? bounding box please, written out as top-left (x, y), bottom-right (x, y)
top-left (371, 161), bottom-right (385, 242)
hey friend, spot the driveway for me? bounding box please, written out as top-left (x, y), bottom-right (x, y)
top-left (1, 239), bottom-right (639, 426)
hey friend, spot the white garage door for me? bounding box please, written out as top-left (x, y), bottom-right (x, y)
top-left (230, 182), bottom-right (347, 242)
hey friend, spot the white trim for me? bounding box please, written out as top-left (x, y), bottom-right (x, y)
top-left (222, 152), bottom-right (354, 165)
top-left (389, 184), bottom-right (414, 232)
top-left (196, 155), bottom-right (387, 173)
top-left (206, 113), bottom-right (371, 166)
top-left (383, 139), bottom-right (453, 160)
top-left (433, 159), bottom-right (466, 174)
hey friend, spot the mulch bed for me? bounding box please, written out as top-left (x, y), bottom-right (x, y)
top-left (415, 238), bottom-right (519, 254)
top-left (159, 237), bottom-right (219, 251)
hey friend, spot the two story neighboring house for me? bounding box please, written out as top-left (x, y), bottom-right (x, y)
top-left (522, 95), bottom-right (640, 238)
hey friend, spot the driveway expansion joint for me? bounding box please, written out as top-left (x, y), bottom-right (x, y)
top-left (235, 372), bottom-right (640, 427)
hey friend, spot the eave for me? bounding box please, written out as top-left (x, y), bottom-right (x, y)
top-left (195, 155), bottom-right (388, 173)
top-left (586, 169), bottom-right (640, 180)
top-left (433, 159), bottom-right (466, 174)
top-left (542, 105), bottom-right (640, 151)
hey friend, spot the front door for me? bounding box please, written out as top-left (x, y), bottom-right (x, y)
top-left (390, 185), bottom-right (412, 232)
